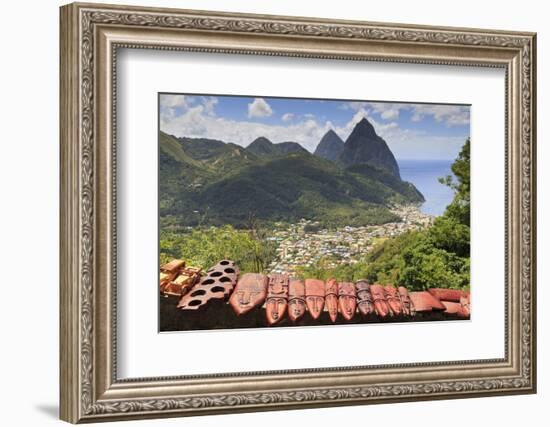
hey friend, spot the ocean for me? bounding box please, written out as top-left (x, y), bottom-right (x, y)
top-left (398, 159), bottom-right (455, 216)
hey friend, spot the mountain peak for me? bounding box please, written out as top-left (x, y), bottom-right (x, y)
top-left (338, 118), bottom-right (401, 178)
top-left (249, 136), bottom-right (272, 146)
top-left (352, 117), bottom-right (377, 137)
top-left (314, 129), bottom-right (345, 161)
top-left (247, 136), bottom-right (307, 157)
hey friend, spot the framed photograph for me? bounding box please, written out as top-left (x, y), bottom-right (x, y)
top-left (60, 2), bottom-right (537, 423)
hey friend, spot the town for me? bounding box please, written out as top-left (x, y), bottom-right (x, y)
top-left (267, 205), bottom-right (434, 275)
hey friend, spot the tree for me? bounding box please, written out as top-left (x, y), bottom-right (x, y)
top-left (360, 138), bottom-right (471, 290)
top-left (160, 225), bottom-right (277, 273)
top-left (427, 216), bottom-right (470, 258)
top-left (439, 138), bottom-right (470, 226)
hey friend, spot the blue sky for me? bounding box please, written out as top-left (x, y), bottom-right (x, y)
top-left (159, 94), bottom-right (470, 160)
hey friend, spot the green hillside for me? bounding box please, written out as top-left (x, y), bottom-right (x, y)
top-left (176, 135), bottom-right (258, 173)
top-left (246, 136), bottom-right (308, 157)
top-left (159, 131), bottom-right (424, 230)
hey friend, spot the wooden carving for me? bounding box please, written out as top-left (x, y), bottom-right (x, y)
top-left (338, 282), bottom-right (357, 321)
top-left (266, 274), bottom-right (289, 325)
top-left (305, 279), bottom-right (325, 320)
top-left (325, 279), bottom-right (339, 322)
top-left (177, 260), bottom-right (239, 310)
top-left (384, 285), bottom-right (403, 316)
top-left (356, 280), bottom-right (374, 316)
top-left (288, 279), bottom-right (306, 322)
top-left (229, 273), bottom-right (268, 315)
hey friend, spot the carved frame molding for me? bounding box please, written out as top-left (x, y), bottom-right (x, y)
top-left (60, 2), bottom-right (536, 423)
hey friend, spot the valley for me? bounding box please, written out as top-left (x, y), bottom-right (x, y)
top-left (158, 110), bottom-right (470, 290)
top-left (159, 117), bottom-right (425, 231)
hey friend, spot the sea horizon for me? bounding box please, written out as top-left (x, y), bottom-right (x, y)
top-left (397, 158), bottom-right (455, 216)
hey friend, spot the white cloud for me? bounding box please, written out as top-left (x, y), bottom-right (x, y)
top-left (333, 108), bottom-right (398, 142)
top-left (281, 113), bottom-right (294, 122)
top-left (369, 103), bottom-right (402, 120)
top-left (160, 94), bottom-right (191, 109)
top-left (338, 101), bottom-right (365, 111)
top-left (411, 105), bottom-right (470, 126)
top-left (247, 98), bottom-right (273, 118)
top-left (159, 94), bottom-right (196, 122)
top-left (201, 96), bottom-right (218, 116)
top-left (162, 106), bottom-right (334, 152)
top-left (339, 101), bottom-right (403, 121)
top-left (380, 109), bottom-right (399, 120)
top-left (330, 109), bottom-right (465, 160)
top-left (161, 98), bottom-right (469, 160)
top-left (339, 101), bottom-right (469, 127)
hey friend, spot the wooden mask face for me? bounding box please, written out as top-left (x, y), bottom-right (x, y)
top-left (288, 279), bottom-right (306, 322)
top-left (338, 282), bottom-right (357, 321)
top-left (229, 273), bottom-right (268, 315)
top-left (266, 274), bottom-right (289, 325)
top-left (305, 279), bottom-right (325, 320)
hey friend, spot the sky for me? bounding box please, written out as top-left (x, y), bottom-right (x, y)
top-left (159, 93), bottom-right (470, 161)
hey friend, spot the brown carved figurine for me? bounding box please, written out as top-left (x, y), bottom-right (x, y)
top-left (177, 260), bottom-right (239, 310)
top-left (325, 279), bottom-right (339, 322)
top-left (160, 271), bottom-right (177, 292)
top-left (162, 266), bottom-right (202, 297)
top-left (370, 284), bottom-right (391, 318)
top-left (384, 285), bottom-right (403, 316)
top-left (356, 280), bottom-right (374, 316)
top-left (161, 259), bottom-right (185, 274)
top-left (338, 282), bottom-right (357, 321)
top-left (229, 273), bottom-right (268, 315)
top-left (305, 279), bottom-right (325, 320)
top-left (159, 259), bottom-right (185, 292)
top-left (398, 286), bottom-right (414, 316)
top-left (288, 279), bottom-right (306, 322)
top-left (266, 274), bottom-right (289, 325)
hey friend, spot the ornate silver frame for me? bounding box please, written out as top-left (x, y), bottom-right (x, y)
top-left (60, 2), bottom-right (536, 423)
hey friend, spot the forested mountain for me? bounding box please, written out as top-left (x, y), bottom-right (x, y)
top-left (160, 120), bottom-right (424, 229)
top-left (246, 136), bottom-right (308, 157)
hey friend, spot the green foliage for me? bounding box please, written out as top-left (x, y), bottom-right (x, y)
top-left (355, 138), bottom-right (471, 290)
top-left (438, 138), bottom-right (470, 226)
top-left (346, 163), bottom-right (425, 203)
top-left (159, 131), bottom-right (202, 167)
top-left (159, 130), bottom-right (424, 229)
top-left (160, 224), bottom-right (277, 273)
top-left (296, 257), bottom-right (370, 282)
top-left (427, 216), bottom-right (470, 258)
top-left (246, 137), bottom-right (308, 157)
top-left (397, 236), bottom-right (469, 290)
top-left (159, 131), bottom-right (471, 291)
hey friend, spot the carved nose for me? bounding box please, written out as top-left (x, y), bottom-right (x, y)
top-left (238, 292), bottom-right (250, 305)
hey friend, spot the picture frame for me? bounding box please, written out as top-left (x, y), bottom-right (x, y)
top-left (59, 2), bottom-right (537, 423)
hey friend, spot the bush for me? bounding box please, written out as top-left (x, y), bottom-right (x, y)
top-left (160, 225), bottom-right (277, 273)
top-left (356, 138), bottom-right (471, 290)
